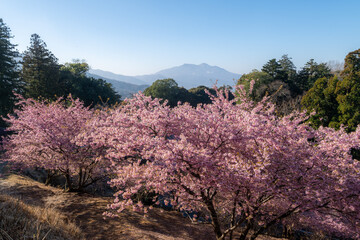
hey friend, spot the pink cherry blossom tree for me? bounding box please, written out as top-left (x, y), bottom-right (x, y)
top-left (2, 88), bottom-right (359, 239)
top-left (95, 89), bottom-right (360, 239)
top-left (2, 95), bottom-right (109, 191)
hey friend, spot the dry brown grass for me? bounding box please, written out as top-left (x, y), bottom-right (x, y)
top-left (0, 194), bottom-right (83, 240)
top-left (0, 173), bottom-right (287, 240)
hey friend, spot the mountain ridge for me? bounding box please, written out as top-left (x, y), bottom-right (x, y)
top-left (89, 63), bottom-right (241, 98)
top-left (87, 73), bottom-right (149, 99)
top-left (89, 63), bottom-right (241, 88)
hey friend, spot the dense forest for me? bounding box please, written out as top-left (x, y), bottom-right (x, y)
top-left (1, 17), bottom-right (360, 239)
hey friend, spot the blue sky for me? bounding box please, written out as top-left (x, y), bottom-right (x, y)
top-left (1, 0), bottom-right (359, 75)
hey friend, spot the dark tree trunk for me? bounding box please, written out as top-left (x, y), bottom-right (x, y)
top-left (64, 172), bottom-right (73, 192)
top-left (203, 196), bottom-right (223, 239)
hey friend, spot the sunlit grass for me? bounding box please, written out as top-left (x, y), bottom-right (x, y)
top-left (0, 194), bottom-right (83, 240)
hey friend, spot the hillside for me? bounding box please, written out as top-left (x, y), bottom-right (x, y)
top-left (88, 69), bottom-right (148, 85)
top-left (0, 173), bottom-right (214, 240)
top-left (0, 170), bottom-right (284, 240)
top-left (87, 73), bottom-right (149, 99)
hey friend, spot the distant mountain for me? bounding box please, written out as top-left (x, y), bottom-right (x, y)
top-left (154, 63), bottom-right (240, 88)
top-left (89, 69), bottom-right (148, 85)
top-left (135, 73), bottom-right (166, 83)
top-left (87, 73), bottom-right (149, 99)
top-left (89, 63), bottom-right (241, 89)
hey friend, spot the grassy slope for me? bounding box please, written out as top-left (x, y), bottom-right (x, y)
top-left (0, 171), bottom-right (287, 240)
top-left (0, 174), bottom-right (215, 240)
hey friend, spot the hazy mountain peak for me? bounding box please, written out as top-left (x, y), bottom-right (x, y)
top-left (89, 63), bottom-right (241, 92)
top-left (155, 63), bottom-right (241, 88)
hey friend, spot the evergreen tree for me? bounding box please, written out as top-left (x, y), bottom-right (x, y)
top-left (278, 54), bottom-right (296, 79)
top-left (301, 49), bottom-right (360, 132)
top-left (261, 58), bottom-right (287, 81)
top-left (21, 34), bottom-right (61, 99)
top-left (335, 49), bottom-right (360, 131)
top-left (301, 76), bottom-right (339, 128)
top-left (0, 18), bottom-right (20, 126)
top-left (278, 55), bottom-right (299, 94)
top-left (296, 59), bottom-right (332, 93)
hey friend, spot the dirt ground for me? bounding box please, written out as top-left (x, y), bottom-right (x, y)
top-left (0, 172), bottom-right (285, 240)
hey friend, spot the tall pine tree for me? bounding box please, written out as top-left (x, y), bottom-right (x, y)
top-left (0, 18), bottom-right (20, 126)
top-left (296, 59), bottom-right (332, 93)
top-left (21, 34), bottom-right (61, 99)
top-left (261, 58), bottom-right (287, 81)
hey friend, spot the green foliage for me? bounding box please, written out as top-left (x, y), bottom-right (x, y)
top-left (278, 54), bottom-right (297, 79)
top-left (2, 29), bottom-right (119, 113)
top-left (143, 78), bottom-right (190, 107)
top-left (296, 59), bottom-right (332, 93)
top-left (260, 56), bottom-right (332, 97)
top-left (238, 55), bottom-right (336, 116)
top-left (335, 49), bottom-right (360, 131)
top-left (21, 36), bottom-right (120, 107)
top-left (237, 70), bottom-right (273, 101)
top-left (237, 69), bottom-right (292, 115)
top-left (0, 18), bottom-right (21, 126)
top-left (301, 49), bottom-right (360, 132)
top-left (21, 34), bottom-right (62, 100)
top-left (301, 76), bottom-right (340, 128)
top-left (188, 85), bottom-right (216, 105)
top-left (59, 61), bottom-right (120, 107)
top-left (262, 58), bottom-right (287, 81)
top-left (278, 55), bottom-right (299, 94)
top-left (260, 56), bottom-right (300, 97)
top-left (144, 79), bottom-right (233, 107)
top-left (71, 77), bottom-right (120, 107)
top-left (60, 59), bottom-right (89, 77)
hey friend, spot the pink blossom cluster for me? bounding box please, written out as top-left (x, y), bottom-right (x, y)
top-left (2, 89), bottom-right (360, 239)
top-left (93, 88), bottom-right (359, 239)
top-left (2, 95), bottom-right (109, 191)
